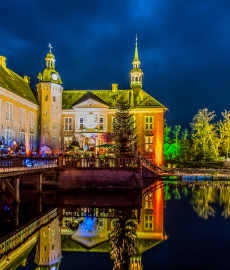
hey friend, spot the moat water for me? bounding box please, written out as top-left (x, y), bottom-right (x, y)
top-left (1, 180), bottom-right (230, 270)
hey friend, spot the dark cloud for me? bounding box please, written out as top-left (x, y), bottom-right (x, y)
top-left (1, 0), bottom-right (230, 129)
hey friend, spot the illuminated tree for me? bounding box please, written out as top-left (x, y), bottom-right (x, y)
top-left (112, 98), bottom-right (138, 157)
top-left (191, 109), bottom-right (219, 161)
top-left (219, 110), bottom-right (230, 159)
top-left (110, 219), bottom-right (137, 270)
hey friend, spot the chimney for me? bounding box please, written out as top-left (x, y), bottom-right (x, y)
top-left (0, 56), bottom-right (6, 68)
top-left (24, 76), bottom-right (30, 84)
top-left (112, 83), bottom-right (118, 93)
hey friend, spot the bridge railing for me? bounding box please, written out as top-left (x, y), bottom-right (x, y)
top-left (63, 157), bottom-right (141, 169)
top-left (0, 208), bottom-right (58, 258)
top-left (0, 156), bottom-right (57, 168)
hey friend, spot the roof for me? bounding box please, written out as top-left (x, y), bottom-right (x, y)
top-left (0, 65), bottom-right (38, 105)
top-left (62, 89), bottom-right (166, 110)
top-left (72, 91), bottom-right (109, 107)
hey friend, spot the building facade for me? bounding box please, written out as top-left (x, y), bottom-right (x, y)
top-left (0, 40), bottom-right (166, 165)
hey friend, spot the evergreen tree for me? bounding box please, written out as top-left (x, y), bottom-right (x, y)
top-left (112, 98), bottom-right (138, 157)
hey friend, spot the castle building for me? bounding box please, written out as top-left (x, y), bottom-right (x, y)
top-left (0, 39), bottom-right (166, 165)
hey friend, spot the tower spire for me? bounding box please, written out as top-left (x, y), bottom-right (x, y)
top-left (130, 36), bottom-right (143, 88)
top-left (134, 34), bottom-right (139, 61)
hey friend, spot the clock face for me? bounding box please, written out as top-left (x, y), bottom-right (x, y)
top-left (84, 114), bottom-right (98, 129)
top-left (51, 73), bottom-right (58, 81)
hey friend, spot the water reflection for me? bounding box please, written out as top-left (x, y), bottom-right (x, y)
top-left (1, 180), bottom-right (230, 269)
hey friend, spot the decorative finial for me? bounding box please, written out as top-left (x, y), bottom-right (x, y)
top-left (48, 43), bottom-right (53, 53)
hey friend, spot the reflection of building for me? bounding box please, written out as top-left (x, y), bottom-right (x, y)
top-left (61, 185), bottom-right (166, 268)
top-left (0, 39), bottom-right (166, 164)
top-left (34, 218), bottom-right (62, 270)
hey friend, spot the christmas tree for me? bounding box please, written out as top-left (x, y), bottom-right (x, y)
top-left (112, 98), bottom-right (138, 158)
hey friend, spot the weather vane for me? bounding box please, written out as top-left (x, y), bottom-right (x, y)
top-left (48, 43), bottom-right (53, 52)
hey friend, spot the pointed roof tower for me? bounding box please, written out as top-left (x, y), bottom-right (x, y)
top-left (130, 35), bottom-right (143, 88)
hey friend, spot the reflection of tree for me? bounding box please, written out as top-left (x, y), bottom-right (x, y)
top-left (172, 187), bottom-right (181, 199)
top-left (182, 187), bottom-right (188, 196)
top-left (164, 185), bottom-right (171, 208)
top-left (220, 188), bottom-right (230, 218)
top-left (110, 219), bottom-right (137, 270)
top-left (190, 188), bottom-right (217, 219)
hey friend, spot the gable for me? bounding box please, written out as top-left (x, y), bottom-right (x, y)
top-left (72, 98), bottom-right (109, 109)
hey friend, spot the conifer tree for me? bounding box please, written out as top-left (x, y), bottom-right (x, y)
top-left (112, 98), bottom-right (138, 157)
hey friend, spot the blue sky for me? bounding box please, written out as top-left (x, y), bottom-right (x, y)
top-left (1, 0), bottom-right (230, 129)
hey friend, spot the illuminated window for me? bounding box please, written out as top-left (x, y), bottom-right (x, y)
top-left (80, 117), bottom-right (83, 129)
top-left (144, 215), bottom-right (153, 230)
top-left (100, 118), bottom-right (103, 130)
top-left (45, 110), bottom-right (48, 115)
top-left (53, 96), bottom-right (56, 102)
top-left (53, 136), bottom-right (56, 141)
top-left (53, 111), bottom-right (56, 116)
top-left (64, 136), bottom-right (72, 146)
top-left (98, 218), bottom-right (104, 230)
top-left (5, 130), bottom-right (13, 146)
top-left (6, 102), bottom-right (13, 121)
top-left (20, 132), bottom-right (25, 142)
top-left (45, 95), bottom-right (48, 101)
top-left (29, 134), bottom-right (34, 143)
top-left (65, 117), bottom-right (72, 131)
top-left (144, 193), bottom-right (153, 209)
top-left (44, 124), bottom-right (47, 129)
top-left (145, 116), bottom-right (153, 130)
top-left (145, 136), bottom-right (153, 152)
top-left (20, 108), bottom-right (26, 124)
top-left (29, 111), bottom-right (34, 127)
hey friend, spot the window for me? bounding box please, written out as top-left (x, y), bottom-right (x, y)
top-left (20, 108), bottom-right (26, 124)
top-left (52, 230), bottom-right (55, 236)
top-left (44, 124), bottom-right (47, 129)
top-left (43, 231), bottom-right (47, 237)
top-left (45, 110), bottom-right (48, 115)
top-left (53, 96), bottom-right (56, 102)
top-left (53, 136), bottom-right (56, 141)
top-left (43, 246), bottom-right (46, 252)
top-left (100, 118), bottom-right (103, 130)
top-left (52, 244), bottom-right (55, 251)
top-left (20, 132), bottom-right (25, 142)
top-left (6, 102), bottom-right (13, 121)
top-left (64, 137), bottom-right (72, 146)
top-left (98, 218), bottom-right (104, 230)
top-left (80, 118), bottom-right (83, 129)
top-left (29, 111), bottom-right (34, 127)
top-left (145, 136), bottom-right (153, 152)
top-left (53, 125), bottom-right (56, 130)
top-left (29, 134), bottom-right (34, 143)
top-left (144, 193), bottom-right (153, 209)
top-left (53, 111), bottom-right (56, 116)
top-left (5, 130), bottom-right (13, 146)
top-left (145, 215), bottom-right (153, 230)
top-left (65, 117), bottom-right (72, 130)
top-left (44, 136), bottom-right (47, 141)
top-left (45, 95), bottom-right (48, 101)
top-left (145, 116), bottom-right (153, 130)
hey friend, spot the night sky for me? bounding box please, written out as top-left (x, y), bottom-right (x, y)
top-left (1, 0), bottom-right (230, 129)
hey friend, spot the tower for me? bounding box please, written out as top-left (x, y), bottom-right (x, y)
top-left (37, 44), bottom-right (63, 155)
top-left (130, 36), bottom-right (143, 88)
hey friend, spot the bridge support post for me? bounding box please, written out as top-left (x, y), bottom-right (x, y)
top-left (37, 174), bottom-right (42, 192)
top-left (1, 179), bottom-right (6, 192)
top-left (14, 178), bottom-right (20, 201)
top-left (37, 194), bottom-right (42, 213)
top-left (14, 201), bottom-right (19, 226)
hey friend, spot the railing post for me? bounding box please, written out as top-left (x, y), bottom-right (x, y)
top-left (37, 174), bottom-right (42, 193)
top-left (14, 177), bottom-right (20, 201)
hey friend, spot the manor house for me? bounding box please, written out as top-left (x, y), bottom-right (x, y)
top-left (0, 40), bottom-right (166, 165)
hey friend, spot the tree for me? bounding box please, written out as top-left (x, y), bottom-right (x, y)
top-left (191, 109), bottom-right (219, 161)
top-left (219, 110), bottom-right (230, 159)
top-left (112, 98), bottom-right (138, 157)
